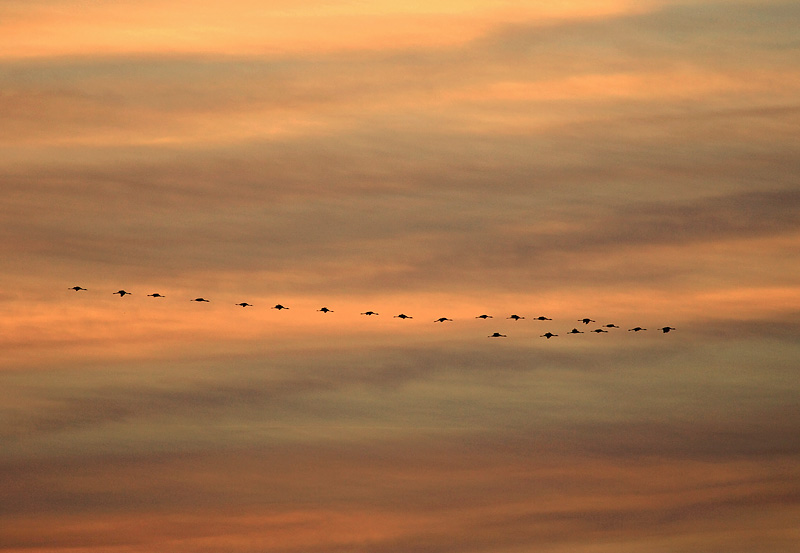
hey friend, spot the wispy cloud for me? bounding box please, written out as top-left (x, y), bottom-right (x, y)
top-left (2, 2), bottom-right (799, 552)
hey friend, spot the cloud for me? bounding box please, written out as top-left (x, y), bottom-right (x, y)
top-left (1, 3), bottom-right (798, 552)
top-left (0, 0), bottom-right (649, 59)
top-left (2, 132), bottom-right (797, 291)
top-left (2, 423), bottom-right (798, 551)
top-left (4, 328), bottom-right (797, 452)
top-left (2, 1), bottom-right (799, 150)
top-left (3, 326), bottom-right (798, 550)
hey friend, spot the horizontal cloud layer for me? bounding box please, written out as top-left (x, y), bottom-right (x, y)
top-left (2, 1), bottom-right (798, 552)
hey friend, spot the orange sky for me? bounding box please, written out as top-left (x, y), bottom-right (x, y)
top-left (2, 1), bottom-right (799, 551)
top-left (0, 0), bottom-right (650, 58)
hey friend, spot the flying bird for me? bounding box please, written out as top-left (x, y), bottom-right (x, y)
top-left (236, 302), bottom-right (253, 307)
top-left (272, 304), bottom-right (289, 310)
top-left (475, 314), bottom-right (493, 319)
top-left (114, 290), bottom-right (131, 297)
top-left (578, 318), bottom-right (595, 324)
top-left (628, 327), bottom-right (647, 332)
top-left (488, 332), bottom-right (507, 338)
top-left (591, 328), bottom-right (609, 333)
top-left (361, 311), bottom-right (379, 316)
top-left (147, 293), bottom-right (164, 298)
top-left (660, 326), bottom-right (676, 333)
top-left (540, 332), bottom-right (558, 339)
top-left (567, 328), bottom-right (584, 334)
top-left (394, 314), bottom-right (413, 319)
top-left (69, 286), bottom-right (87, 291)
top-left (318, 307), bottom-right (333, 313)
top-left (191, 298), bottom-right (210, 302)
top-left (507, 314), bottom-right (525, 321)
top-left (603, 324), bottom-right (620, 328)
top-left (533, 316), bottom-right (552, 321)
top-left (434, 317), bottom-right (452, 323)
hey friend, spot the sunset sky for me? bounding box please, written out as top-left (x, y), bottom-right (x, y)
top-left (2, 1), bottom-right (799, 551)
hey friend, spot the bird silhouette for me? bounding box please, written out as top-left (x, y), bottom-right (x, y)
top-left (57, 285), bottom-right (684, 344)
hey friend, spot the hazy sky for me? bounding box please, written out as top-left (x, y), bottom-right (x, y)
top-left (2, 1), bottom-right (799, 552)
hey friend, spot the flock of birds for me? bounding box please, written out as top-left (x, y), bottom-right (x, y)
top-left (68, 286), bottom-right (677, 338)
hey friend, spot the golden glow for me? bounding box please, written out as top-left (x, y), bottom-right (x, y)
top-left (4, 67), bottom-right (796, 150)
top-left (3, 456), bottom-right (797, 551)
top-left (2, 1), bottom-right (798, 551)
top-left (442, 70), bottom-right (800, 103)
top-left (3, 276), bottom-right (797, 370)
top-left (0, 0), bottom-right (647, 58)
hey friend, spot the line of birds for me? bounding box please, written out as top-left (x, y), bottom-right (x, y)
top-left (68, 286), bottom-right (676, 337)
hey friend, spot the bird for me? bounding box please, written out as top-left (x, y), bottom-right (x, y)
top-left (235, 302), bottom-right (253, 307)
top-left (567, 328), bottom-right (584, 334)
top-left (191, 298), bottom-right (210, 302)
top-left (475, 314), bottom-right (493, 319)
top-left (114, 290), bottom-right (131, 297)
top-left (272, 304), bottom-right (289, 310)
top-left (508, 314), bottom-right (525, 321)
top-left (628, 327), bottom-right (647, 332)
top-left (361, 311), bottom-right (379, 316)
top-left (540, 332), bottom-right (558, 339)
top-left (660, 326), bottom-right (676, 333)
top-left (533, 316), bottom-right (552, 321)
top-left (578, 318), bottom-right (595, 324)
top-left (394, 314), bottom-right (413, 319)
top-left (603, 324), bottom-right (619, 328)
top-left (147, 293), bottom-right (165, 298)
top-left (69, 286), bottom-right (87, 291)
top-left (317, 307), bottom-right (333, 313)
top-left (591, 328), bottom-right (608, 333)
top-left (434, 317), bottom-right (452, 323)
top-left (488, 332), bottom-right (507, 338)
